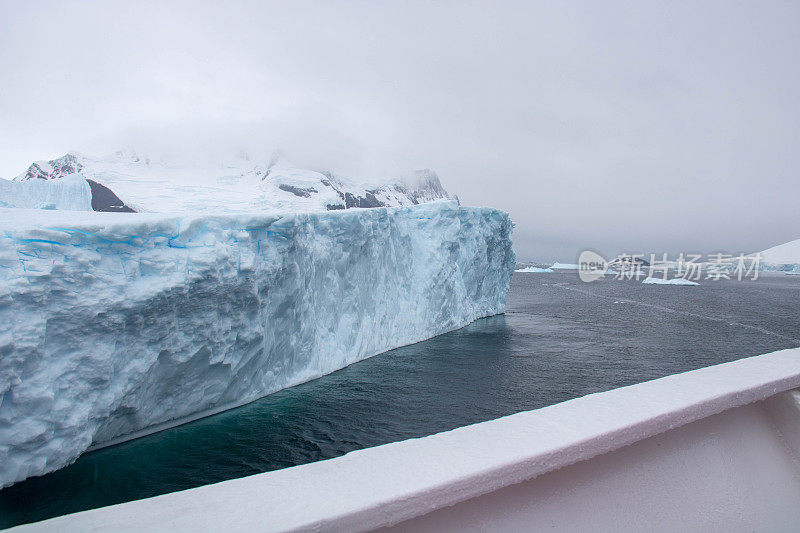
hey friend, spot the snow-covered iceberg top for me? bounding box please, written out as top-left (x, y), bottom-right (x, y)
top-left (642, 277), bottom-right (699, 286)
top-left (2, 151), bottom-right (455, 214)
top-left (0, 201), bottom-right (514, 488)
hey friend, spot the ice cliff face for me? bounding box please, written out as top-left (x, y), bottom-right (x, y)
top-left (0, 201), bottom-right (514, 487)
top-left (0, 174), bottom-right (92, 211)
top-left (4, 151), bottom-right (454, 214)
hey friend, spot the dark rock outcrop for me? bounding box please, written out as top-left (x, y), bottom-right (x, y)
top-left (86, 180), bottom-right (135, 213)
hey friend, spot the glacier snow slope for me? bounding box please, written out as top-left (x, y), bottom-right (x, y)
top-left (0, 201), bottom-right (515, 488)
top-left (8, 151), bottom-right (454, 214)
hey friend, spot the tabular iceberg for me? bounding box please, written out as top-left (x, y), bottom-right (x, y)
top-left (0, 201), bottom-right (514, 488)
top-left (757, 238), bottom-right (800, 272)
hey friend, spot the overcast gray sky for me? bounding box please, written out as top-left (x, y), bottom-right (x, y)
top-left (1, 1), bottom-right (798, 261)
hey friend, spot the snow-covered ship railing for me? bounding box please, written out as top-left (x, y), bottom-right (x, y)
top-left (13, 347), bottom-right (800, 532)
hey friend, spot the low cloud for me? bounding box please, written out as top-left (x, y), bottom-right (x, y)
top-left (2, 1), bottom-right (798, 260)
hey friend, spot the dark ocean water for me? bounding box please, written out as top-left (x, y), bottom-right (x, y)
top-left (2, 272), bottom-right (799, 528)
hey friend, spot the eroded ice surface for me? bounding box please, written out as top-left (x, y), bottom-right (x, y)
top-left (0, 201), bottom-right (514, 488)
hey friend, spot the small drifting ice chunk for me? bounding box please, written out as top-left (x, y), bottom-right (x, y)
top-left (550, 262), bottom-right (579, 270)
top-left (515, 267), bottom-right (554, 273)
top-left (642, 277), bottom-right (699, 286)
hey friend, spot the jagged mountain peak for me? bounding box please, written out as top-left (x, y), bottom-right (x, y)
top-left (14, 152), bottom-right (84, 182)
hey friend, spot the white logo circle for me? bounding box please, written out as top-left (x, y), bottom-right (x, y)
top-left (578, 250), bottom-right (608, 282)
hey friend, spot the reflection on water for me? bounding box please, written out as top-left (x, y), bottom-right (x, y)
top-left (2, 272), bottom-right (799, 528)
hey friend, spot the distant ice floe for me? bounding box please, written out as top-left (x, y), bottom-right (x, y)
top-left (550, 262), bottom-right (579, 270)
top-left (642, 277), bottom-right (699, 286)
top-left (515, 266), bottom-right (554, 273)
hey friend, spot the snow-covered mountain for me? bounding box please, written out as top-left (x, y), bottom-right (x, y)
top-left (4, 151), bottom-right (456, 213)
